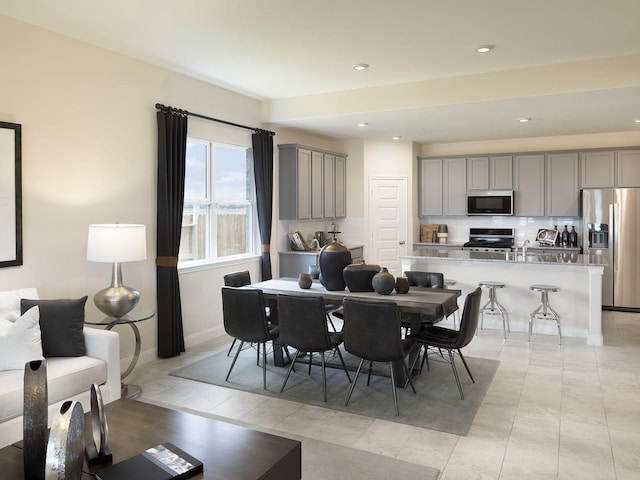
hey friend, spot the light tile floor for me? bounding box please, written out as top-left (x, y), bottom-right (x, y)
top-left (129, 310), bottom-right (640, 479)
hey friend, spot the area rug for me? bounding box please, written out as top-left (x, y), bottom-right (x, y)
top-left (169, 345), bottom-right (499, 436)
top-left (141, 399), bottom-right (440, 480)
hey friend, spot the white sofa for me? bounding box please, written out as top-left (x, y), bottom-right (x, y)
top-left (0, 288), bottom-right (121, 447)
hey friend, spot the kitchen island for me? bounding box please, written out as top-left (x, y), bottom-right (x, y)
top-left (400, 249), bottom-right (606, 346)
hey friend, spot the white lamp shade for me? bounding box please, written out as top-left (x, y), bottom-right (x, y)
top-left (87, 224), bottom-right (147, 263)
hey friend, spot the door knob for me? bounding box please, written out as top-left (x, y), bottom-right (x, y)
top-left (399, 241), bottom-right (405, 245)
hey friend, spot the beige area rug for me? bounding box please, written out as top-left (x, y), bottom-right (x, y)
top-left (141, 399), bottom-right (440, 480)
top-left (169, 344), bottom-right (499, 436)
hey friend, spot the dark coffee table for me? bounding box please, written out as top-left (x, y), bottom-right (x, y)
top-left (2, 399), bottom-right (301, 479)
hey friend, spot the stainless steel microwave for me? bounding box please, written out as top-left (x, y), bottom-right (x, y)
top-left (467, 191), bottom-right (514, 216)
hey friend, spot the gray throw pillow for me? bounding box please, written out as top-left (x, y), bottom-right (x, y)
top-left (21, 296), bottom-right (87, 357)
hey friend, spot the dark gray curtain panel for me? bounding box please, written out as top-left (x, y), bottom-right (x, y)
top-left (252, 132), bottom-right (274, 281)
top-left (156, 107), bottom-right (187, 358)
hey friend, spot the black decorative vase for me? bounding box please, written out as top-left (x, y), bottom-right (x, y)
top-left (372, 267), bottom-right (395, 295)
top-left (395, 276), bottom-right (410, 294)
top-left (24, 360), bottom-right (47, 480)
top-left (319, 241), bottom-right (352, 291)
top-left (342, 261), bottom-right (380, 292)
top-left (298, 273), bottom-right (312, 289)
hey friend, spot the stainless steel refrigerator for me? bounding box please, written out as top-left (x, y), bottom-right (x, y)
top-left (582, 188), bottom-right (640, 309)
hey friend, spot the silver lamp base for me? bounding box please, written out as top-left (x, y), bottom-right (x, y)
top-left (94, 262), bottom-right (140, 318)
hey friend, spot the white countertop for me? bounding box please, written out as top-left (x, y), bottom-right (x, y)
top-left (280, 244), bottom-right (364, 255)
top-left (402, 248), bottom-right (606, 267)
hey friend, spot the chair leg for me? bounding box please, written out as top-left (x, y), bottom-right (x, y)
top-left (389, 362), bottom-right (400, 416)
top-left (280, 349), bottom-right (300, 393)
top-left (257, 343), bottom-right (260, 366)
top-left (345, 359), bottom-right (365, 407)
top-left (366, 361), bottom-right (373, 386)
top-left (225, 340), bottom-right (245, 382)
top-left (401, 360), bottom-right (417, 394)
top-left (308, 352), bottom-right (313, 375)
top-left (321, 352), bottom-right (327, 403)
top-left (335, 347), bottom-right (352, 383)
top-left (457, 349), bottom-right (475, 384)
top-left (448, 349), bottom-right (464, 400)
top-left (226, 338), bottom-right (237, 357)
top-left (262, 341), bottom-right (268, 389)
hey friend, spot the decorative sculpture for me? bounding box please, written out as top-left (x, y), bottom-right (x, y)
top-left (85, 384), bottom-right (112, 465)
top-left (318, 241), bottom-right (352, 291)
top-left (24, 360), bottom-right (48, 480)
top-left (45, 401), bottom-right (84, 480)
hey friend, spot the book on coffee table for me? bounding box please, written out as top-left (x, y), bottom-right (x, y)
top-left (95, 442), bottom-right (203, 480)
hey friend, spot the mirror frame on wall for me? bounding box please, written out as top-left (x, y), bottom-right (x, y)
top-left (0, 121), bottom-right (22, 268)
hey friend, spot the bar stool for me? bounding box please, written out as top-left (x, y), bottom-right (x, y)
top-left (478, 281), bottom-right (510, 339)
top-left (444, 279), bottom-right (460, 328)
top-left (529, 284), bottom-right (562, 344)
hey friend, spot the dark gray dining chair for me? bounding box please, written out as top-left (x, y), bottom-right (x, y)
top-left (221, 287), bottom-right (280, 389)
top-left (402, 271), bottom-right (446, 331)
top-left (409, 287), bottom-right (482, 400)
top-left (277, 294), bottom-right (351, 402)
top-left (342, 298), bottom-right (416, 416)
top-left (223, 271), bottom-right (253, 356)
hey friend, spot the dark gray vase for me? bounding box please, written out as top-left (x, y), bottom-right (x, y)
top-left (342, 262), bottom-right (380, 292)
top-left (319, 241), bottom-right (352, 291)
top-left (372, 267), bottom-right (395, 295)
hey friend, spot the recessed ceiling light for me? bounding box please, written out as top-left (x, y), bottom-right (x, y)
top-left (357, 122), bottom-right (368, 127)
top-left (392, 136), bottom-right (402, 140)
top-left (475, 45), bottom-right (494, 53)
top-left (634, 118), bottom-right (640, 123)
top-left (353, 63), bottom-right (369, 71)
top-left (518, 117), bottom-right (532, 123)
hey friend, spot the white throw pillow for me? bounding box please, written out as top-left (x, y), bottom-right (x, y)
top-left (0, 306), bottom-right (44, 371)
top-left (0, 287), bottom-right (39, 322)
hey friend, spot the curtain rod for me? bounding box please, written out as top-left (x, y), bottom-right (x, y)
top-left (155, 103), bottom-right (275, 136)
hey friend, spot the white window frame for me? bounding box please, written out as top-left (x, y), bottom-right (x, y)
top-left (178, 137), bottom-right (259, 271)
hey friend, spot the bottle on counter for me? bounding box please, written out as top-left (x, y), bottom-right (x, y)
top-left (569, 226), bottom-right (578, 247)
top-left (561, 225), bottom-right (569, 247)
top-left (554, 225), bottom-right (560, 246)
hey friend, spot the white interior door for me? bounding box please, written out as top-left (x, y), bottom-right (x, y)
top-left (369, 177), bottom-right (408, 276)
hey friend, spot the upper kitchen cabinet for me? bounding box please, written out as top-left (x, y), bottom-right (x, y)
top-left (513, 154), bottom-right (545, 216)
top-left (443, 157), bottom-right (467, 215)
top-left (278, 144), bottom-right (346, 220)
top-left (580, 151), bottom-right (615, 188)
top-left (616, 150), bottom-right (640, 187)
top-left (419, 158), bottom-right (444, 216)
top-left (467, 155), bottom-right (513, 190)
top-left (546, 152), bottom-right (579, 217)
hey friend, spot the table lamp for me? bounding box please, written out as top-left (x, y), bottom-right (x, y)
top-left (87, 224), bottom-right (146, 318)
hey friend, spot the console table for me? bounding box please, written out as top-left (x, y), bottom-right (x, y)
top-left (1, 399), bottom-right (301, 479)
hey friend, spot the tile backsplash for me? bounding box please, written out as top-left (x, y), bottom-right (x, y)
top-left (420, 216), bottom-right (582, 247)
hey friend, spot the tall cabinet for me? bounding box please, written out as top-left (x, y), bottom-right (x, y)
top-left (278, 144), bottom-right (346, 220)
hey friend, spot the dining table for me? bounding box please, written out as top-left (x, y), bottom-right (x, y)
top-left (246, 278), bottom-right (461, 383)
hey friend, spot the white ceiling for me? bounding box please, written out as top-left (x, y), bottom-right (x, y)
top-left (2, 0), bottom-right (640, 144)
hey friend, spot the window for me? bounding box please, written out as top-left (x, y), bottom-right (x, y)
top-left (179, 137), bottom-right (256, 265)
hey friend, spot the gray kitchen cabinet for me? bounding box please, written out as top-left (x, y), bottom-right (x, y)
top-left (278, 144), bottom-right (347, 220)
top-left (323, 153), bottom-right (335, 218)
top-left (546, 152), bottom-right (579, 217)
top-left (616, 150), bottom-right (640, 187)
top-left (580, 151), bottom-right (615, 188)
top-left (444, 157), bottom-right (467, 215)
top-left (335, 155), bottom-right (346, 218)
top-left (419, 158), bottom-right (443, 216)
top-left (467, 155), bottom-right (512, 190)
top-left (279, 245), bottom-right (364, 278)
top-left (513, 154), bottom-right (545, 216)
top-left (466, 156), bottom-right (489, 190)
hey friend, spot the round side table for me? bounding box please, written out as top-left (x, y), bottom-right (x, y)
top-left (85, 310), bottom-right (155, 399)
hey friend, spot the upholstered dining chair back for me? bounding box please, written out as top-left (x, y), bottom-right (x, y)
top-left (404, 271), bottom-right (444, 289)
top-left (452, 287), bottom-right (482, 349)
top-left (221, 287), bottom-right (271, 343)
top-left (342, 298), bottom-right (407, 362)
top-left (223, 270), bottom-right (252, 287)
top-left (277, 295), bottom-right (333, 352)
